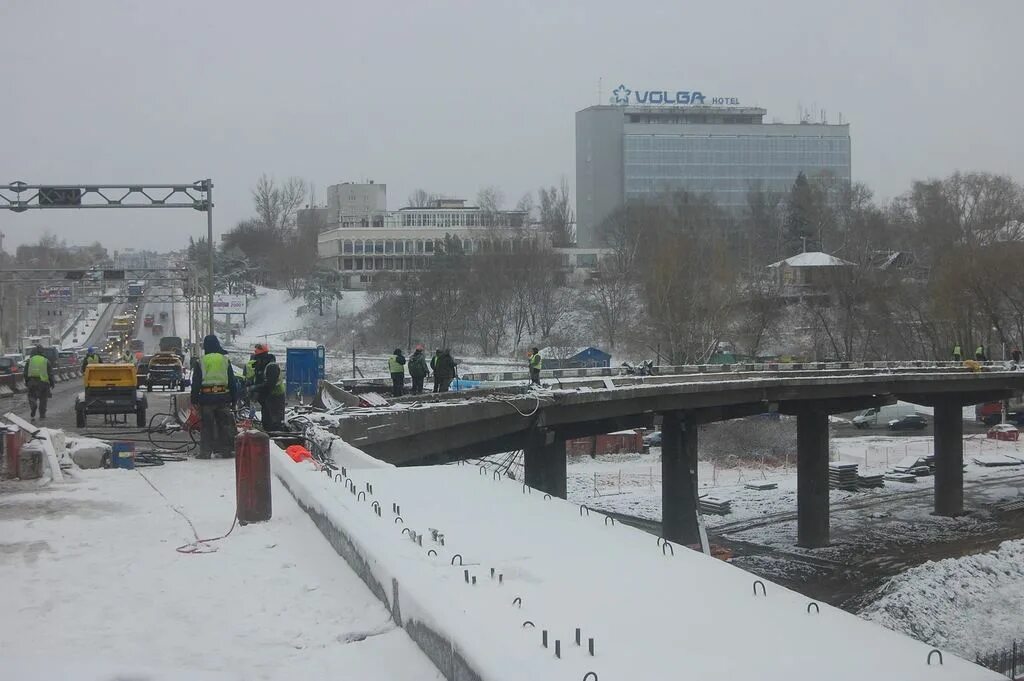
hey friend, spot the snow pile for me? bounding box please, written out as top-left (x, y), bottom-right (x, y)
top-left (860, 539), bottom-right (1024, 657)
top-left (66, 436), bottom-right (112, 469)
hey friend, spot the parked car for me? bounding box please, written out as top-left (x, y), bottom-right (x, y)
top-left (987, 423), bottom-right (1020, 442)
top-left (642, 431), bottom-right (662, 447)
top-left (57, 349), bottom-right (81, 368)
top-left (0, 356), bottom-right (19, 376)
top-left (143, 314), bottom-right (154, 327)
top-left (853, 404), bottom-right (920, 429)
top-left (888, 414), bottom-right (928, 431)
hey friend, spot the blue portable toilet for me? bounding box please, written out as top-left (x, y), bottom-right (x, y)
top-left (285, 342), bottom-right (326, 398)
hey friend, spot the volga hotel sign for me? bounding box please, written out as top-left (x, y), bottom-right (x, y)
top-left (612, 84), bottom-right (739, 106)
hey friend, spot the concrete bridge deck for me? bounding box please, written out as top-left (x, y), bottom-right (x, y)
top-left (325, 366), bottom-right (1024, 549)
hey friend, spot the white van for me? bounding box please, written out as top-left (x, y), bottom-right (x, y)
top-left (852, 404), bottom-right (919, 429)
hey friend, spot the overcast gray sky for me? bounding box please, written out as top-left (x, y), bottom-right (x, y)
top-left (1, 0), bottom-right (1021, 253)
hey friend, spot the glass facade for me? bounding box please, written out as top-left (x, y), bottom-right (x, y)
top-left (333, 236), bottom-right (538, 273)
top-left (623, 133), bottom-right (851, 208)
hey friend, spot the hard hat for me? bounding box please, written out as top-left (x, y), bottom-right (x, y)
top-left (88, 346), bottom-right (96, 353)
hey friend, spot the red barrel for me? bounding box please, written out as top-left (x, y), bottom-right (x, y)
top-left (235, 429), bottom-right (272, 524)
top-left (3, 428), bottom-right (23, 480)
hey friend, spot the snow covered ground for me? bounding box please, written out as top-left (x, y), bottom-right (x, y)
top-left (566, 434), bottom-right (1024, 535)
top-left (232, 287), bottom-right (370, 349)
top-left (860, 539), bottom-right (1024, 659)
top-left (0, 458), bottom-right (441, 681)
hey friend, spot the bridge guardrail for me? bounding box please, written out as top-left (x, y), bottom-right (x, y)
top-left (457, 360), bottom-right (1007, 384)
top-left (334, 359), bottom-right (1014, 391)
top-left (0, 367), bottom-right (84, 398)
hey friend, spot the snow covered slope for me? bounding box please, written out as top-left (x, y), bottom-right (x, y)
top-left (274, 451), bottom-right (1000, 680)
top-left (861, 539), bottom-right (1024, 659)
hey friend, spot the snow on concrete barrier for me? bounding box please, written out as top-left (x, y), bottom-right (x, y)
top-left (272, 444), bottom-right (998, 681)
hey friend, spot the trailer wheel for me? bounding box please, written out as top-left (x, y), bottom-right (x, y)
top-left (75, 408), bottom-right (86, 428)
top-left (136, 407), bottom-right (146, 428)
top-left (147, 382), bottom-right (153, 392)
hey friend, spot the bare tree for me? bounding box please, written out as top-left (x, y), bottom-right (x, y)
top-left (514, 193), bottom-right (536, 224)
top-left (476, 185), bottom-right (505, 224)
top-left (253, 174), bottom-right (308, 234)
top-left (539, 178), bottom-right (575, 247)
top-left (582, 259), bottom-right (635, 350)
top-left (407, 189), bottom-right (437, 208)
top-left (729, 278), bottom-right (782, 359)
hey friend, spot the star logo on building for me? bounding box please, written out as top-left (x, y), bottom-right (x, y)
top-left (612, 84), bottom-right (631, 105)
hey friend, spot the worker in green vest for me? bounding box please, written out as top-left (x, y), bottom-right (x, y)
top-left (190, 334), bottom-right (237, 459)
top-left (528, 347), bottom-right (542, 386)
top-left (24, 345), bottom-right (55, 421)
top-left (952, 344), bottom-right (962, 362)
top-left (387, 348), bottom-right (406, 397)
top-left (251, 343), bottom-right (286, 432)
top-left (81, 346), bottom-right (102, 372)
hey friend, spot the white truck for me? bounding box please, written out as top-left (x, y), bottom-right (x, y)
top-left (852, 404), bottom-right (920, 429)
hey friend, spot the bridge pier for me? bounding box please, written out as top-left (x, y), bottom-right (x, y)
top-left (661, 410), bottom-right (700, 545)
top-left (796, 409), bottom-right (830, 549)
top-left (524, 430), bottom-right (567, 499)
top-left (933, 399), bottom-right (964, 516)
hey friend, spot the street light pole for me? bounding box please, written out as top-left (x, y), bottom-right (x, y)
top-left (205, 179), bottom-right (215, 338)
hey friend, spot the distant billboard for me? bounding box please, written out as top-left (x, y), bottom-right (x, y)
top-left (213, 294), bottom-right (247, 314)
top-left (37, 286), bottom-right (72, 302)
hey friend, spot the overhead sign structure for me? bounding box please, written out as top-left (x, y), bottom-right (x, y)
top-left (213, 294), bottom-right (247, 314)
top-left (611, 84), bottom-right (739, 107)
top-left (0, 180), bottom-right (216, 336)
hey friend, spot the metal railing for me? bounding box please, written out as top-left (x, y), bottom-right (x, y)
top-left (976, 640), bottom-right (1024, 679)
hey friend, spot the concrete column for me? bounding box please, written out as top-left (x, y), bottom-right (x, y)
top-left (661, 410), bottom-right (699, 545)
top-left (524, 430), bottom-right (567, 499)
top-left (796, 410), bottom-right (830, 548)
top-left (933, 399), bottom-right (964, 516)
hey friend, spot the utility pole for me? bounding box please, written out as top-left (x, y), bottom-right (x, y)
top-left (205, 179), bottom-right (215, 337)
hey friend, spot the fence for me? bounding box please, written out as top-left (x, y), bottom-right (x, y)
top-left (976, 639), bottom-right (1024, 679)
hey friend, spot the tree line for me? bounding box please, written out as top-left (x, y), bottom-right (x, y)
top-left (362, 170), bottom-right (1024, 363)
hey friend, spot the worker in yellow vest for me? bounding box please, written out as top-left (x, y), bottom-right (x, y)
top-left (528, 347), bottom-right (542, 386)
top-left (24, 345), bottom-right (55, 421)
top-left (387, 349), bottom-right (406, 397)
top-left (189, 335), bottom-right (237, 459)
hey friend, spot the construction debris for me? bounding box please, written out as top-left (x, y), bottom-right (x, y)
top-left (744, 480), bottom-right (778, 491)
top-left (699, 496), bottom-right (732, 515)
top-left (857, 473), bottom-right (885, 489)
top-left (828, 462), bottom-right (860, 491)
